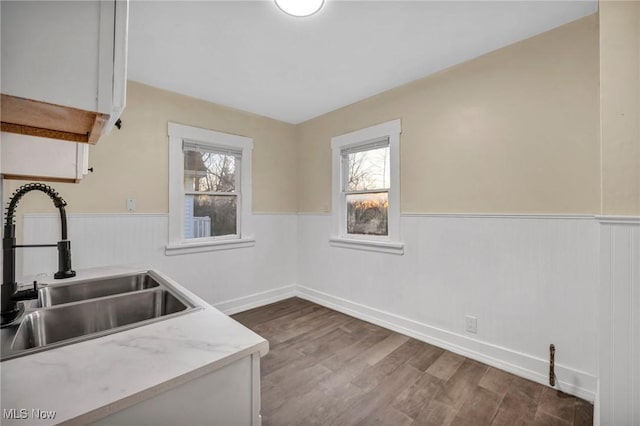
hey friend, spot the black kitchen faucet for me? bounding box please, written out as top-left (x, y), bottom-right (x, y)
top-left (1, 183), bottom-right (76, 326)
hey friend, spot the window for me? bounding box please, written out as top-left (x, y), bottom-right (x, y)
top-left (167, 123), bottom-right (254, 255)
top-left (343, 141), bottom-right (390, 236)
top-left (330, 119), bottom-right (403, 255)
top-left (183, 144), bottom-right (238, 238)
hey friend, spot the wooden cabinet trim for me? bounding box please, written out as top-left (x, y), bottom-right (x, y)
top-left (1, 173), bottom-right (81, 184)
top-left (0, 94), bottom-right (109, 144)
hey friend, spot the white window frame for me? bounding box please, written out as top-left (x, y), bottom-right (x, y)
top-left (166, 122), bottom-right (254, 255)
top-left (330, 119), bottom-right (404, 255)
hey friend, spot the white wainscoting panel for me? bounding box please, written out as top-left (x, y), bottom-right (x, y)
top-left (599, 220), bottom-right (640, 426)
top-left (22, 214), bottom-right (168, 274)
top-left (21, 213), bottom-right (298, 308)
top-left (21, 211), bottom-right (604, 402)
top-left (297, 214), bottom-right (599, 400)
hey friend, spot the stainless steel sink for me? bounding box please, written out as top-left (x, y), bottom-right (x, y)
top-left (38, 273), bottom-right (160, 307)
top-left (14, 289), bottom-right (188, 350)
top-left (1, 271), bottom-right (199, 361)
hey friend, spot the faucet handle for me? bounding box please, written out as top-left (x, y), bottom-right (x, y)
top-left (32, 273), bottom-right (50, 288)
top-left (54, 240), bottom-right (76, 280)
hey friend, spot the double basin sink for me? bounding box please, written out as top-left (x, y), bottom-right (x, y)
top-left (1, 271), bottom-right (199, 361)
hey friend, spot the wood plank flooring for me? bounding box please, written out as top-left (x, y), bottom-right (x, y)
top-left (232, 298), bottom-right (593, 426)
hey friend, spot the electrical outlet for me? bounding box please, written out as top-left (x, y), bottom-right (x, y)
top-left (465, 315), bottom-right (477, 334)
top-left (126, 198), bottom-right (136, 212)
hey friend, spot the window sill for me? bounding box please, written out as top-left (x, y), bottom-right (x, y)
top-left (329, 237), bottom-right (404, 255)
top-left (165, 237), bottom-right (255, 256)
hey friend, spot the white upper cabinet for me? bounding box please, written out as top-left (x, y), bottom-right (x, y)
top-left (0, 133), bottom-right (90, 183)
top-left (0, 0), bottom-right (128, 144)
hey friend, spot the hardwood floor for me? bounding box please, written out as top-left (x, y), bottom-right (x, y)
top-left (232, 298), bottom-right (593, 426)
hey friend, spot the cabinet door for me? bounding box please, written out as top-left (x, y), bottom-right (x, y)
top-left (0, 132), bottom-right (89, 183)
top-left (1, 0), bottom-right (129, 143)
top-left (105, 0), bottom-right (129, 133)
top-left (1, 1), bottom-right (103, 112)
top-left (88, 355), bottom-right (258, 426)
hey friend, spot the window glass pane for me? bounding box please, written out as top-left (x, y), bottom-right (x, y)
top-left (184, 151), bottom-right (236, 193)
top-left (346, 192), bottom-right (388, 236)
top-left (345, 146), bottom-right (390, 191)
top-left (184, 194), bottom-right (237, 238)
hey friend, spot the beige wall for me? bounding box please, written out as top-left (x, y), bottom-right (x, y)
top-left (297, 15), bottom-right (600, 214)
top-left (3, 81), bottom-right (298, 215)
top-left (3, 14), bottom-right (609, 218)
top-left (600, 1), bottom-right (640, 216)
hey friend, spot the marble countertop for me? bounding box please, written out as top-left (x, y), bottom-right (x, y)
top-left (0, 266), bottom-right (269, 426)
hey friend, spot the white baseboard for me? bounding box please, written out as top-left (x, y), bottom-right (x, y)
top-left (214, 285), bottom-right (298, 315)
top-left (294, 285), bottom-right (596, 402)
top-left (220, 283), bottom-right (596, 401)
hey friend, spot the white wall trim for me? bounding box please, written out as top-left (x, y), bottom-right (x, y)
top-left (594, 379), bottom-right (601, 426)
top-left (298, 212), bottom-right (597, 220)
top-left (165, 238), bottom-right (256, 256)
top-left (23, 213), bottom-right (170, 219)
top-left (328, 237), bottom-right (404, 255)
top-left (402, 213), bottom-right (596, 220)
top-left (214, 285), bottom-right (298, 316)
top-left (294, 285), bottom-right (596, 401)
top-left (252, 212), bottom-right (298, 216)
top-left (24, 212), bottom-right (624, 221)
top-left (168, 122), bottom-right (253, 150)
top-left (596, 215), bottom-right (640, 225)
top-left (330, 119), bottom-right (402, 149)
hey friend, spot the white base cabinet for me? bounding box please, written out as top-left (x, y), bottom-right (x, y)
top-left (89, 353), bottom-right (262, 426)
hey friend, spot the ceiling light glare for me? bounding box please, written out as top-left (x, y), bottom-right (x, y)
top-left (275, 0), bottom-right (324, 17)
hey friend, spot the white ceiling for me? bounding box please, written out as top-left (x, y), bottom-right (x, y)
top-left (128, 1), bottom-right (598, 124)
